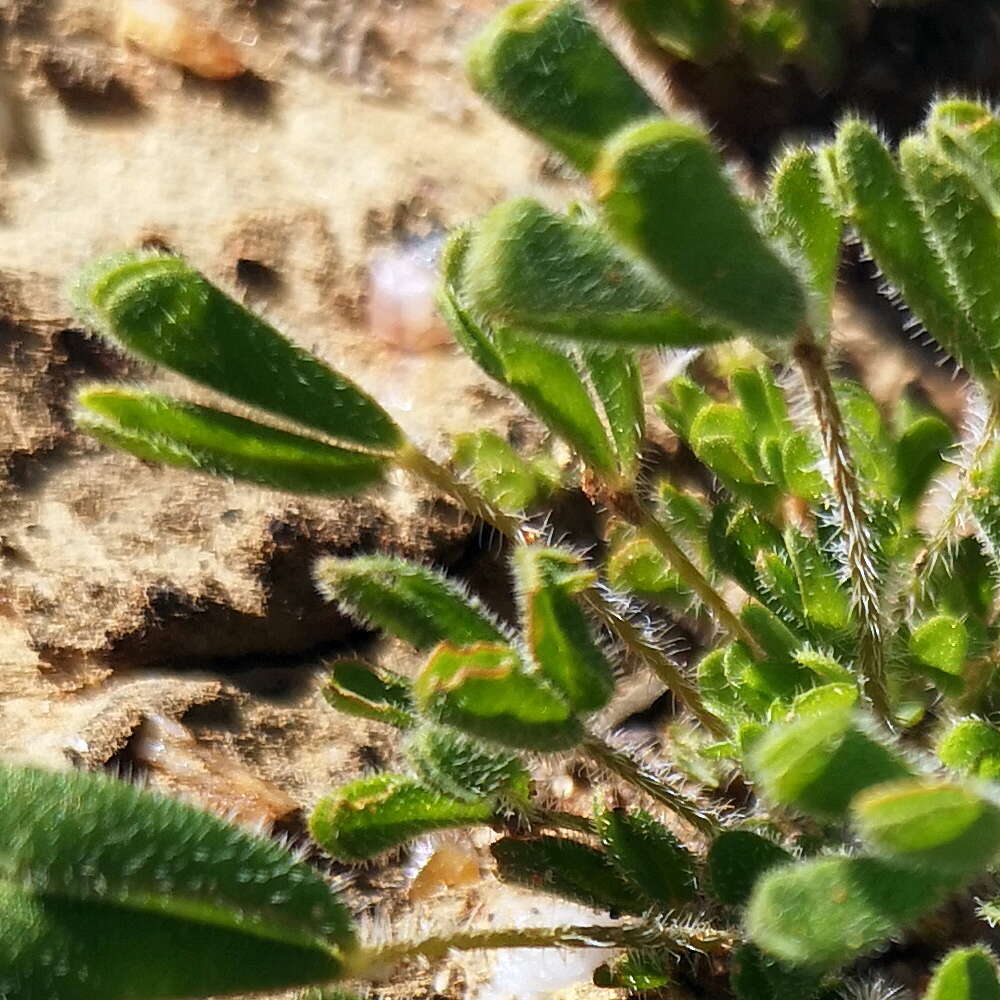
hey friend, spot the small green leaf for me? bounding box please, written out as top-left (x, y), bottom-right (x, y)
top-left (405, 725), bottom-right (531, 804)
top-left (937, 719), bottom-right (1000, 780)
top-left (607, 534), bottom-right (687, 608)
top-left (909, 615), bottom-right (968, 677)
top-left (514, 545), bottom-right (614, 713)
top-left (619, 0), bottom-right (731, 63)
top-left (453, 430), bottom-right (553, 512)
top-left (309, 774), bottom-right (493, 861)
top-left (75, 253), bottom-right (402, 451)
top-left (688, 403), bottom-right (763, 486)
top-left (707, 830), bottom-right (791, 907)
top-left (467, 0), bottom-right (657, 171)
top-left (833, 120), bottom-right (992, 381)
top-left (315, 556), bottom-right (505, 651)
top-left (322, 660), bottom-right (415, 728)
top-left (593, 951), bottom-right (674, 991)
top-left (793, 649), bottom-right (854, 685)
top-left (730, 944), bottom-right (823, 1000)
top-left (748, 707), bottom-right (912, 819)
top-left (928, 100), bottom-right (1000, 212)
top-left (490, 836), bottom-right (644, 915)
top-left (895, 414), bottom-right (952, 512)
top-left (596, 119), bottom-right (806, 339)
top-left (747, 855), bottom-right (951, 970)
top-left (463, 199), bottom-right (732, 347)
top-left (414, 642), bottom-right (583, 751)
top-left (77, 389), bottom-right (388, 496)
top-left (853, 778), bottom-right (1000, 876)
top-left (594, 808), bottom-right (697, 908)
top-left (0, 764), bottom-right (353, 1000)
top-left (767, 146), bottom-right (842, 316)
top-left (925, 947), bottom-right (1000, 1000)
top-left (785, 529), bottom-right (851, 632)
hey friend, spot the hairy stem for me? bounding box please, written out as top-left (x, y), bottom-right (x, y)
top-left (793, 333), bottom-right (889, 723)
top-left (348, 920), bottom-right (734, 975)
top-left (580, 732), bottom-right (720, 836)
top-left (582, 585), bottom-right (729, 739)
top-left (399, 441), bottom-right (728, 737)
top-left (911, 392), bottom-right (1000, 606)
top-left (517, 805), bottom-right (597, 837)
top-left (623, 496), bottom-right (763, 655)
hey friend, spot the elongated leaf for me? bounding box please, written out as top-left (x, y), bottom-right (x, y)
top-left (322, 659), bottom-right (415, 728)
top-left (901, 136), bottom-right (1000, 372)
top-left (463, 199), bottom-right (733, 346)
top-left (833, 120), bottom-right (993, 380)
top-left (414, 642), bottom-right (583, 751)
top-left (853, 778), bottom-right (1000, 875)
top-left (748, 707), bottom-right (911, 819)
top-left (594, 808), bottom-right (696, 907)
top-left (75, 253), bottom-right (402, 450)
top-left (580, 346), bottom-right (645, 478)
top-left (315, 556), bottom-right (506, 651)
top-left (747, 855), bottom-right (952, 970)
top-left (619, 0), bottom-right (731, 63)
top-left (467, 0), bottom-right (657, 171)
top-left (310, 774), bottom-right (492, 861)
top-left (514, 545), bottom-right (614, 712)
top-left (443, 226), bottom-right (619, 478)
top-left (925, 947), bottom-right (1000, 1000)
top-left (77, 389), bottom-right (387, 496)
top-left (596, 120), bottom-right (806, 339)
top-left (707, 829), bottom-right (791, 907)
top-left (405, 724), bottom-right (532, 803)
top-left (928, 100), bottom-right (1000, 211)
top-left (767, 146), bottom-right (842, 317)
top-left (491, 836), bottom-right (644, 914)
top-left (0, 764), bottom-right (353, 1000)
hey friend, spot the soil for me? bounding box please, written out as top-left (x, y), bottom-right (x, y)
top-left (0, 3), bottom-right (985, 1000)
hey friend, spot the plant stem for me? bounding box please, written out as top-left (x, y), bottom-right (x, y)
top-left (395, 441), bottom-right (526, 541)
top-left (623, 496), bottom-right (763, 655)
top-left (518, 805), bottom-right (596, 837)
top-left (911, 391), bottom-right (1000, 606)
top-left (347, 920), bottom-right (734, 975)
top-left (582, 585), bottom-right (729, 739)
top-left (398, 441), bottom-right (728, 737)
top-left (792, 332), bottom-right (890, 724)
top-left (580, 732), bottom-right (720, 837)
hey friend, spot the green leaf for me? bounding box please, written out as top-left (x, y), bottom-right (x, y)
top-left (657, 374), bottom-right (712, 440)
top-left (925, 947), bottom-right (1000, 1000)
top-left (730, 944), bottom-right (823, 1000)
top-left (322, 659), bottom-right (415, 728)
top-left (833, 120), bottom-right (992, 381)
top-left (853, 778), bottom-right (1000, 876)
top-left (927, 100), bottom-right (1000, 212)
top-left (405, 725), bottom-right (531, 803)
top-left (767, 146), bottom-right (842, 316)
top-left (707, 829), bottom-right (791, 907)
top-left (467, 0), bottom-right (657, 171)
top-left (909, 615), bottom-right (968, 677)
top-left (77, 389), bottom-right (388, 496)
top-left (730, 367), bottom-right (791, 442)
top-left (0, 764), bottom-right (353, 1000)
top-left (315, 556), bottom-right (506, 651)
top-left (514, 545), bottom-right (614, 712)
top-left (785, 529), bottom-right (851, 632)
top-left (901, 136), bottom-right (1000, 376)
top-left (463, 199), bottom-right (732, 347)
top-left (75, 253), bottom-right (402, 451)
top-left (309, 774), bottom-right (493, 861)
top-left (453, 430), bottom-right (553, 512)
top-left (619, 0), bottom-right (731, 63)
top-left (414, 642), bottom-right (583, 751)
top-left (895, 414), bottom-right (952, 512)
top-left (490, 836), bottom-right (645, 915)
top-left (688, 403), bottom-right (763, 486)
top-left (596, 119), bottom-right (806, 339)
top-left (746, 855), bottom-right (951, 970)
top-left (748, 707), bottom-right (912, 819)
top-left (937, 719), bottom-right (1000, 781)
top-left (594, 808), bottom-right (697, 908)
top-left (606, 534), bottom-right (687, 608)
top-left (593, 951), bottom-right (674, 991)
top-left (581, 346), bottom-right (645, 478)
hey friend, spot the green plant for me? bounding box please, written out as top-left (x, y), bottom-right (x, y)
top-left (8, 3), bottom-right (1000, 998)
